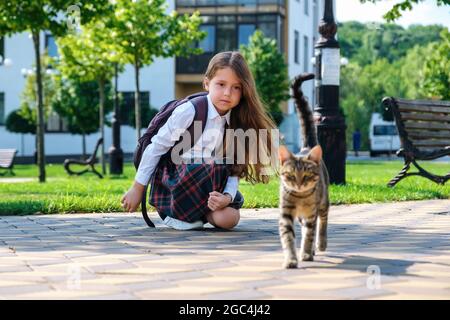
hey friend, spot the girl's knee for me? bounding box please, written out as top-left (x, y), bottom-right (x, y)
top-left (211, 208), bottom-right (240, 230)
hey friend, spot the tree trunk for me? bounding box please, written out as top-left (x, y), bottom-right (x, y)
top-left (134, 58), bottom-right (141, 142)
top-left (98, 78), bottom-right (106, 175)
top-left (82, 132), bottom-right (86, 160)
top-left (32, 31), bottom-right (46, 183)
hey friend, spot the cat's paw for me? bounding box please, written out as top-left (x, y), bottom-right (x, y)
top-left (317, 242), bottom-right (327, 252)
top-left (282, 258), bottom-right (298, 269)
top-left (301, 252), bottom-right (314, 261)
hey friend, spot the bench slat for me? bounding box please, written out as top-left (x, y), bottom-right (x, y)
top-left (416, 147), bottom-right (450, 155)
top-left (0, 149), bottom-right (17, 170)
top-left (400, 112), bottom-right (450, 122)
top-left (396, 98), bottom-right (450, 108)
top-left (410, 139), bottom-right (450, 147)
top-left (408, 130), bottom-right (450, 139)
top-left (398, 104), bottom-right (450, 114)
top-left (404, 121), bottom-right (450, 131)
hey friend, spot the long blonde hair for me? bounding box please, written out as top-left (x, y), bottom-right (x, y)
top-left (204, 51), bottom-right (278, 184)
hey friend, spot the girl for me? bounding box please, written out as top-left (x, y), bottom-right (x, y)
top-left (121, 51), bottom-right (277, 230)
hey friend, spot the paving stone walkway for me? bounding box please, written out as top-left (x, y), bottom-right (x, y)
top-left (0, 200), bottom-right (449, 300)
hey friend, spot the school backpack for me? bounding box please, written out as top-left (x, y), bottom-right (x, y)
top-left (133, 92), bottom-right (209, 228)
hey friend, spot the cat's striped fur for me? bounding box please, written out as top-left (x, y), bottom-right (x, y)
top-left (278, 73), bottom-right (330, 269)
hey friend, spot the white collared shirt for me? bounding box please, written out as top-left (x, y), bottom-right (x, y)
top-left (135, 94), bottom-right (239, 201)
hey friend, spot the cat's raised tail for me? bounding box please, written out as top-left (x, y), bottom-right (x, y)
top-left (291, 73), bottom-right (317, 149)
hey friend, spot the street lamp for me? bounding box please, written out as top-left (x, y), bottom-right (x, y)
top-left (108, 62), bottom-right (124, 174)
top-left (313, 0), bottom-right (346, 185)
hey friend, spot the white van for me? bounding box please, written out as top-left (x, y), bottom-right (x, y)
top-left (369, 113), bottom-right (401, 157)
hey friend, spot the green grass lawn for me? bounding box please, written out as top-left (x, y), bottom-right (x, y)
top-left (0, 161), bottom-right (448, 215)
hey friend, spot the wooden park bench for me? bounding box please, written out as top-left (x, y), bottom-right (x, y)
top-left (382, 97), bottom-right (450, 187)
top-left (0, 149), bottom-right (18, 176)
top-left (64, 138), bottom-right (104, 179)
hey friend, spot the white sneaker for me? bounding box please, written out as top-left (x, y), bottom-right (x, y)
top-left (163, 216), bottom-right (204, 231)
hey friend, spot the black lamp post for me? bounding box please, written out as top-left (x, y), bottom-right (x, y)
top-left (109, 63), bottom-right (123, 174)
top-left (313, 0), bottom-right (346, 184)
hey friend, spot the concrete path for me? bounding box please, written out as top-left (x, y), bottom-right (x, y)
top-left (0, 200), bottom-right (449, 300)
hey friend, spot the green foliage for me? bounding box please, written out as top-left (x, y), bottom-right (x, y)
top-left (240, 30), bottom-right (290, 126)
top-left (122, 104), bottom-right (158, 129)
top-left (110, 0), bottom-right (205, 65)
top-left (0, 1), bottom-right (111, 37)
top-left (52, 78), bottom-right (114, 135)
top-left (5, 109), bottom-right (35, 134)
top-left (18, 54), bottom-right (56, 126)
top-left (422, 29), bottom-right (450, 100)
top-left (56, 19), bottom-right (120, 85)
top-left (359, 0), bottom-right (450, 22)
top-left (338, 22), bottom-right (446, 65)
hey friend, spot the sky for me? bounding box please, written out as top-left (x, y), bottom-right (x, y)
top-left (335, 0), bottom-right (450, 29)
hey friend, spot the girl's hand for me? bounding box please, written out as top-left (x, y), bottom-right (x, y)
top-left (208, 191), bottom-right (232, 211)
top-left (121, 182), bottom-right (145, 213)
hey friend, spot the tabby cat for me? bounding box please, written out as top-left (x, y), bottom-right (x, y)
top-left (278, 73), bottom-right (330, 269)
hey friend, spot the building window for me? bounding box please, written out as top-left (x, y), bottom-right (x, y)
top-left (45, 34), bottom-right (59, 58)
top-left (294, 31), bottom-right (299, 64)
top-left (304, 0), bottom-right (309, 15)
top-left (46, 112), bottom-right (69, 132)
top-left (238, 24), bottom-right (256, 46)
top-left (303, 35), bottom-right (309, 72)
top-left (217, 16), bottom-right (237, 52)
top-left (0, 93), bottom-right (4, 125)
top-left (258, 14), bottom-right (277, 41)
top-left (176, 13), bottom-right (284, 74)
top-left (199, 25), bottom-right (216, 52)
top-left (119, 91), bottom-right (150, 127)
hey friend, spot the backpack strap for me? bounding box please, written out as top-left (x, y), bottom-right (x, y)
top-left (186, 93), bottom-right (209, 148)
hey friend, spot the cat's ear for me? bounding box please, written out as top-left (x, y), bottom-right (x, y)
top-left (308, 145), bottom-right (322, 164)
top-left (278, 145), bottom-right (293, 164)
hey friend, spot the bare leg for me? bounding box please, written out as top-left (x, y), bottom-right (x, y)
top-left (206, 207), bottom-right (240, 230)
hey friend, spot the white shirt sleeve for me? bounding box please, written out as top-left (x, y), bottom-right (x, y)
top-left (135, 102), bottom-right (196, 186)
top-left (223, 176), bottom-right (239, 201)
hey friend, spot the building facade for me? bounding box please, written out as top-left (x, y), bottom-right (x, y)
top-left (0, 0), bottom-right (331, 161)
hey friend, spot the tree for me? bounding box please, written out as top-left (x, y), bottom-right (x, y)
top-left (18, 54), bottom-right (57, 126)
top-left (117, 92), bottom-right (158, 129)
top-left (0, 0), bottom-right (110, 182)
top-left (109, 0), bottom-right (205, 142)
top-left (52, 77), bottom-right (114, 159)
top-left (5, 109), bottom-right (35, 134)
top-left (338, 22), bottom-right (446, 65)
top-left (240, 30), bottom-right (290, 126)
top-left (421, 29), bottom-right (450, 100)
top-left (340, 58), bottom-right (408, 148)
top-left (57, 19), bottom-right (121, 175)
top-left (360, 0), bottom-right (450, 21)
